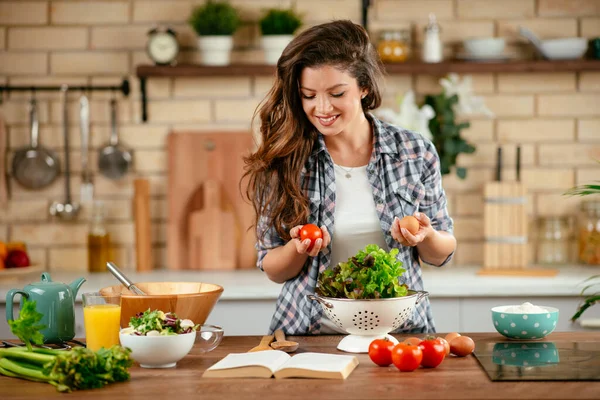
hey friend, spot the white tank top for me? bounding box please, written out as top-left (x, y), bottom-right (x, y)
top-left (320, 163), bottom-right (389, 334)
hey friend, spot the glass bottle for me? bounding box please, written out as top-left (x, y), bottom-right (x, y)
top-left (88, 201), bottom-right (112, 272)
top-left (536, 216), bottom-right (571, 265)
top-left (422, 13), bottom-right (442, 63)
top-left (578, 199), bottom-right (600, 265)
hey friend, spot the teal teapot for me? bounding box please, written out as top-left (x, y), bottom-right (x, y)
top-left (6, 272), bottom-right (86, 343)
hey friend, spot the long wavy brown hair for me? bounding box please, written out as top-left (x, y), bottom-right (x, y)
top-left (243, 20), bottom-right (384, 241)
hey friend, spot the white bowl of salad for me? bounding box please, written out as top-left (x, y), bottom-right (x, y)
top-left (119, 309), bottom-right (198, 368)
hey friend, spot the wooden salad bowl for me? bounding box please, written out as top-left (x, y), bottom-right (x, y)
top-left (99, 282), bottom-right (223, 329)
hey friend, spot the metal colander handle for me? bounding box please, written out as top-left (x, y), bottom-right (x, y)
top-left (415, 290), bottom-right (429, 303)
top-left (307, 294), bottom-right (333, 308)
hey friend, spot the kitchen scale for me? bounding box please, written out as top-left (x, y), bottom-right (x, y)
top-left (474, 340), bottom-right (600, 381)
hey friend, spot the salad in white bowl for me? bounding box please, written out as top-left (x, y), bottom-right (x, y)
top-left (120, 309), bottom-right (198, 336)
top-left (119, 309), bottom-right (198, 368)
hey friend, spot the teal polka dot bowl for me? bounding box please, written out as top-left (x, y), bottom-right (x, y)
top-left (491, 305), bottom-right (559, 340)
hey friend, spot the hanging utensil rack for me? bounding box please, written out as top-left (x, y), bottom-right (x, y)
top-left (0, 78), bottom-right (130, 101)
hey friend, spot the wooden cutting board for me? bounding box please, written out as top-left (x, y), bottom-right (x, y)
top-left (133, 178), bottom-right (153, 272)
top-left (0, 112), bottom-right (8, 208)
top-left (188, 179), bottom-right (237, 270)
top-left (167, 131), bottom-right (257, 270)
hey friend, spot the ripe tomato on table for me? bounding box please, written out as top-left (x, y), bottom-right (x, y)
top-left (299, 224), bottom-right (322, 251)
top-left (368, 338), bottom-right (395, 366)
top-left (418, 337), bottom-right (446, 368)
top-left (391, 343), bottom-right (423, 372)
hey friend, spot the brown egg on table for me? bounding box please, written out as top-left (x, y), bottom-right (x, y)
top-left (445, 332), bottom-right (461, 343)
top-left (399, 215), bottom-right (419, 235)
top-left (450, 335), bottom-right (475, 357)
top-left (403, 336), bottom-right (422, 346)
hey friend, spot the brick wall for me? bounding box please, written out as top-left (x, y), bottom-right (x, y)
top-left (0, 0), bottom-right (599, 271)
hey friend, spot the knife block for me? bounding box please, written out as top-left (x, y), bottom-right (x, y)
top-left (482, 182), bottom-right (529, 272)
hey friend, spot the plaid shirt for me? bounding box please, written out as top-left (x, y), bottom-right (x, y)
top-left (256, 114), bottom-right (454, 335)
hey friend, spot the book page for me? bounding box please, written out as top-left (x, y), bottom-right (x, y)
top-left (279, 352), bottom-right (358, 373)
top-left (205, 350), bottom-right (291, 374)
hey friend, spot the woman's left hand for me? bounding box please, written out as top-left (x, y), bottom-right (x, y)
top-left (391, 212), bottom-right (435, 247)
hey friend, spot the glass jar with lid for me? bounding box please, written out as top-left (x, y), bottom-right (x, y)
top-left (377, 31), bottom-right (395, 62)
top-left (535, 216), bottom-right (573, 265)
top-left (578, 199), bottom-right (600, 265)
top-left (377, 30), bottom-right (411, 63)
top-left (390, 29), bottom-right (411, 62)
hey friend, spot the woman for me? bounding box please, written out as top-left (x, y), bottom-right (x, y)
top-left (243, 20), bottom-right (456, 335)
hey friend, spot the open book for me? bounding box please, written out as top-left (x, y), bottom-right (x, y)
top-left (203, 350), bottom-right (359, 379)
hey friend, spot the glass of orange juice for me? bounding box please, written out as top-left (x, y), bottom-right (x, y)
top-left (82, 292), bottom-right (121, 352)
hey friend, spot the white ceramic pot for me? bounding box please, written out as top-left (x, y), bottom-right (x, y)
top-left (197, 36), bottom-right (233, 66)
top-left (261, 35), bottom-right (293, 65)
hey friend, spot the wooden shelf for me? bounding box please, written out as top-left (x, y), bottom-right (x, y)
top-left (135, 59), bottom-right (600, 121)
top-left (137, 64), bottom-right (275, 77)
top-left (136, 59), bottom-right (600, 78)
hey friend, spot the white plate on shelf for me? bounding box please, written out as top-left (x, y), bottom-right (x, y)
top-left (455, 53), bottom-right (514, 62)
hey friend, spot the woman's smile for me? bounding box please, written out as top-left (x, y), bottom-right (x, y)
top-left (316, 114), bottom-right (339, 126)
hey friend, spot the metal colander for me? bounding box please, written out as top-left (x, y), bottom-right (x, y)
top-left (308, 291), bottom-right (428, 353)
top-left (309, 290), bottom-right (428, 335)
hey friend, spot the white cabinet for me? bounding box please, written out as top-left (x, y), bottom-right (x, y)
top-left (2, 297), bottom-right (598, 340)
top-left (208, 296), bottom-right (599, 336)
top-left (205, 300), bottom-right (276, 336)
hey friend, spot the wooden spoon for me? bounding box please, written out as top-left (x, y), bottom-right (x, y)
top-left (248, 335), bottom-right (275, 352)
top-left (270, 329), bottom-right (299, 353)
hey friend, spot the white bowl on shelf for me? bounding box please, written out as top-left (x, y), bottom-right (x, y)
top-left (463, 38), bottom-right (506, 59)
top-left (539, 38), bottom-right (588, 60)
top-left (519, 27), bottom-right (588, 60)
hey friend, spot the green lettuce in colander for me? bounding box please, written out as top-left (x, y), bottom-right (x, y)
top-left (316, 244), bottom-right (408, 299)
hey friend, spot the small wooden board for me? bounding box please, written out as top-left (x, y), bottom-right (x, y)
top-left (0, 265), bottom-right (45, 283)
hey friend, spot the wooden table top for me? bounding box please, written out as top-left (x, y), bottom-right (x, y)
top-left (1, 332), bottom-right (599, 399)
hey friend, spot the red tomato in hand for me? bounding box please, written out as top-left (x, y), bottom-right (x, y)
top-left (391, 343), bottom-right (423, 372)
top-left (300, 224), bottom-right (322, 251)
top-left (418, 337), bottom-right (446, 368)
top-left (368, 338), bottom-right (395, 367)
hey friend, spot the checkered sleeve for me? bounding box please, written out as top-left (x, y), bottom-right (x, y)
top-left (255, 213), bottom-right (285, 271)
top-left (420, 140), bottom-right (454, 267)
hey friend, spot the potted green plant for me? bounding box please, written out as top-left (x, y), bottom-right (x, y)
top-left (376, 74), bottom-right (493, 179)
top-left (188, 0), bottom-right (241, 66)
top-left (258, 7), bottom-right (302, 64)
top-left (566, 167), bottom-right (600, 323)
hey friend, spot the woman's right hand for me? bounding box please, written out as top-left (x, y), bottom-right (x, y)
top-left (289, 225), bottom-right (331, 257)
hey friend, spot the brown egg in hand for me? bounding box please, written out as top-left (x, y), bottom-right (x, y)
top-left (399, 215), bottom-right (419, 235)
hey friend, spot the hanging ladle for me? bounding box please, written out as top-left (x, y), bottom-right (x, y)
top-left (49, 85), bottom-right (80, 220)
top-left (98, 97), bottom-right (132, 180)
top-left (12, 94), bottom-right (60, 190)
